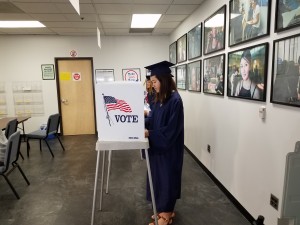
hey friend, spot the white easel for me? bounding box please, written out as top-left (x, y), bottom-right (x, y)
top-left (91, 139), bottom-right (158, 225)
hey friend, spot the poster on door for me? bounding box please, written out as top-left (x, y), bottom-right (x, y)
top-left (122, 68), bottom-right (141, 81)
top-left (95, 81), bottom-right (144, 141)
top-left (72, 72), bottom-right (81, 81)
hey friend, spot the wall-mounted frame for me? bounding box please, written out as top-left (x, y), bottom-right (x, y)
top-left (204, 5), bottom-right (226, 55)
top-left (41, 64), bottom-right (55, 80)
top-left (171, 66), bottom-right (177, 83)
top-left (176, 64), bottom-right (187, 90)
top-left (95, 69), bottom-right (114, 83)
top-left (188, 23), bottom-right (202, 60)
top-left (169, 41), bottom-right (177, 64)
top-left (271, 33), bottom-right (300, 107)
top-left (122, 68), bottom-right (141, 81)
top-left (229, 0), bottom-right (271, 47)
top-left (275, 0), bottom-right (300, 32)
top-left (177, 34), bottom-right (187, 63)
top-left (187, 60), bottom-right (201, 92)
top-left (203, 54), bottom-right (225, 95)
top-left (227, 42), bottom-right (268, 101)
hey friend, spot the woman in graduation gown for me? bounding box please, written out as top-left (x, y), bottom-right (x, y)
top-left (144, 61), bottom-right (184, 225)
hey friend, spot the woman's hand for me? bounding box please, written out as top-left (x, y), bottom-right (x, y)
top-left (145, 129), bottom-right (149, 138)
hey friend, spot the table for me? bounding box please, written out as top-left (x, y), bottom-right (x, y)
top-left (91, 139), bottom-right (159, 225)
top-left (0, 116), bottom-right (31, 141)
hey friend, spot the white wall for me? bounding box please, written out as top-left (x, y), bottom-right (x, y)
top-left (171, 1), bottom-right (300, 225)
top-left (0, 35), bottom-right (169, 132)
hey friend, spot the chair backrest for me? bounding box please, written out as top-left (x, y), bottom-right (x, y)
top-left (5, 118), bottom-right (18, 139)
top-left (46, 114), bottom-right (61, 136)
top-left (2, 131), bottom-right (21, 172)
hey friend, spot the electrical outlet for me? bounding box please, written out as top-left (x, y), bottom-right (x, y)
top-left (270, 194), bottom-right (279, 210)
top-left (207, 144), bottom-right (211, 153)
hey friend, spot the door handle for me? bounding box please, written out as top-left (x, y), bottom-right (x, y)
top-left (61, 99), bottom-right (69, 105)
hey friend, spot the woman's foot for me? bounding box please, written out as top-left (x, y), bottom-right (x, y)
top-left (151, 212), bottom-right (175, 220)
top-left (149, 212), bottom-right (174, 225)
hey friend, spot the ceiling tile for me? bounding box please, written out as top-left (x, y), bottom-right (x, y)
top-left (152, 28), bottom-right (173, 35)
top-left (79, 3), bottom-right (96, 14)
top-left (13, 3), bottom-right (59, 13)
top-left (99, 15), bottom-right (131, 23)
top-left (95, 4), bottom-right (132, 14)
top-left (132, 4), bottom-right (169, 14)
top-left (29, 13), bottom-right (67, 22)
top-left (64, 14), bottom-right (97, 22)
top-left (103, 28), bottom-right (129, 35)
top-left (102, 22), bottom-right (129, 28)
top-left (166, 4), bottom-right (199, 14)
top-left (173, 0), bottom-right (205, 4)
top-left (156, 21), bottom-right (181, 29)
top-left (160, 14), bottom-right (189, 22)
top-left (132, 0), bottom-right (172, 4)
top-left (92, 0), bottom-right (132, 3)
top-left (43, 21), bottom-right (96, 28)
top-left (0, 13), bottom-right (33, 20)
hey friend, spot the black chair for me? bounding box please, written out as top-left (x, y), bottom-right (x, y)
top-left (5, 118), bottom-right (24, 160)
top-left (0, 131), bottom-right (30, 199)
top-left (5, 118), bottom-right (18, 139)
top-left (26, 113), bottom-right (65, 158)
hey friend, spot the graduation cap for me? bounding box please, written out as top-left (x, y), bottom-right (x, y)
top-left (146, 75), bottom-right (150, 80)
top-left (145, 60), bottom-right (175, 77)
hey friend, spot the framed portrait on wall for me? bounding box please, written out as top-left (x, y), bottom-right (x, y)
top-left (95, 69), bottom-right (114, 83)
top-left (227, 43), bottom-right (268, 101)
top-left (275, 0), bottom-right (300, 32)
top-left (188, 23), bottom-right (202, 60)
top-left (177, 34), bottom-right (187, 63)
top-left (271, 33), bottom-right (300, 107)
top-left (176, 64), bottom-right (186, 90)
top-left (229, 0), bottom-right (271, 47)
top-left (203, 54), bottom-right (225, 95)
top-left (169, 41), bottom-right (177, 64)
top-left (187, 60), bottom-right (201, 92)
top-left (171, 66), bottom-right (177, 82)
top-left (204, 5), bottom-right (226, 55)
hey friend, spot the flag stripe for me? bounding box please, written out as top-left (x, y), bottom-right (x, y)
top-left (103, 95), bottom-right (132, 112)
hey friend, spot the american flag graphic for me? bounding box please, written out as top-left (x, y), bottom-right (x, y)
top-left (103, 95), bottom-right (132, 113)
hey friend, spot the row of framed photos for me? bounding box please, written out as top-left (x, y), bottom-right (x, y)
top-left (170, 0), bottom-right (300, 64)
top-left (173, 32), bottom-right (300, 108)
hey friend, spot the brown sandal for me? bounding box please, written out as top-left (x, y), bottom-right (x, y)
top-left (149, 212), bottom-right (174, 225)
top-left (151, 212), bottom-right (175, 221)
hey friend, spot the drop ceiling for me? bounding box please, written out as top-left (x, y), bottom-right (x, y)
top-left (0, 0), bottom-right (205, 36)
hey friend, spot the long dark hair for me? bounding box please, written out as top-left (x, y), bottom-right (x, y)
top-left (155, 74), bottom-right (177, 104)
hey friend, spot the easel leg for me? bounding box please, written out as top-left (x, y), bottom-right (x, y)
top-left (145, 149), bottom-right (158, 225)
top-left (91, 149), bottom-right (101, 225)
top-left (106, 150), bottom-right (112, 194)
top-left (99, 150), bottom-right (106, 210)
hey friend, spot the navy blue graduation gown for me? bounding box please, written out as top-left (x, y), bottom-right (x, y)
top-left (146, 91), bottom-right (184, 212)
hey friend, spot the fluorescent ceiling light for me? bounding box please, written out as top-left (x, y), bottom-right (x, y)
top-left (131, 14), bottom-right (161, 28)
top-left (0, 21), bottom-right (45, 28)
top-left (205, 14), bottom-right (224, 27)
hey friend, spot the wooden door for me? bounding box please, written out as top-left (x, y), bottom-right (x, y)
top-left (55, 58), bottom-right (96, 135)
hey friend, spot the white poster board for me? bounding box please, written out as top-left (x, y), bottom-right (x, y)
top-left (95, 81), bottom-right (144, 142)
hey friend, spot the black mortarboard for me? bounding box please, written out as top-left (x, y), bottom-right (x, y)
top-left (145, 60), bottom-right (175, 77)
top-left (146, 75), bottom-right (150, 80)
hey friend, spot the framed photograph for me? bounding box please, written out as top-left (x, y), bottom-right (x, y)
top-left (203, 54), bottom-right (225, 95)
top-left (122, 68), bottom-right (141, 81)
top-left (229, 0), bottom-right (271, 47)
top-left (204, 5), bottom-right (226, 55)
top-left (176, 64), bottom-right (187, 90)
top-left (188, 23), bottom-right (202, 60)
top-left (271, 34), bottom-right (300, 107)
top-left (169, 41), bottom-right (177, 64)
top-left (187, 60), bottom-right (201, 92)
top-left (171, 66), bottom-right (177, 83)
top-left (275, 0), bottom-right (300, 32)
top-left (41, 64), bottom-right (55, 80)
top-left (95, 69), bottom-right (114, 83)
top-left (227, 42), bottom-right (269, 101)
top-left (177, 34), bottom-right (187, 63)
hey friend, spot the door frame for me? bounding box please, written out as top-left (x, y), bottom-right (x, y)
top-left (54, 57), bottom-right (97, 135)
